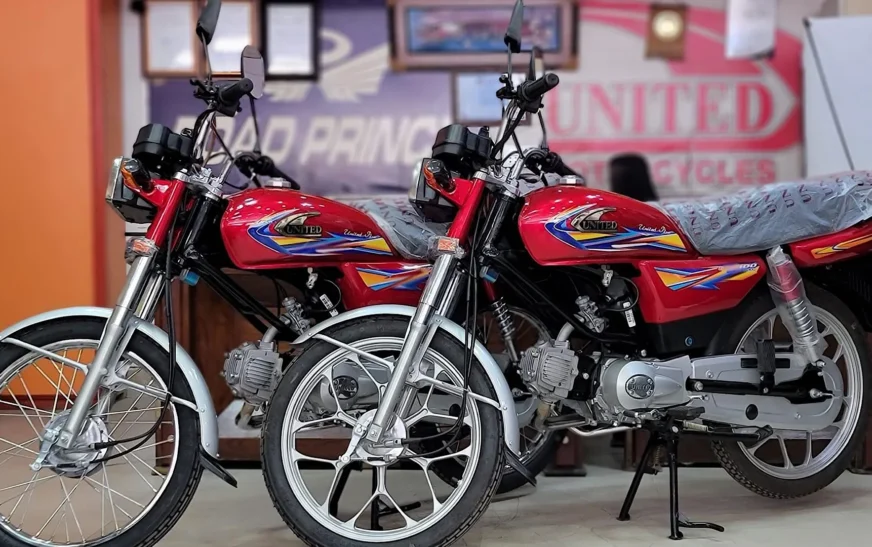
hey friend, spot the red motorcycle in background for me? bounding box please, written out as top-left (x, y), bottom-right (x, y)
top-left (256, 2), bottom-right (872, 546)
top-left (0, 2), bottom-right (577, 546)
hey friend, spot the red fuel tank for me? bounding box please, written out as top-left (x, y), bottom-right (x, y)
top-left (220, 188), bottom-right (399, 269)
top-left (517, 186), bottom-right (696, 266)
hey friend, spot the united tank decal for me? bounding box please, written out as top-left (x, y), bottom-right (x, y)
top-left (356, 264), bottom-right (431, 291)
top-left (655, 263), bottom-right (760, 291)
top-left (248, 210), bottom-right (392, 257)
top-left (545, 205), bottom-right (686, 253)
top-left (811, 234), bottom-right (872, 259)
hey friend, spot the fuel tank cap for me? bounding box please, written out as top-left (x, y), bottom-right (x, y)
top-left (558, 175), bottom-right (582, 185)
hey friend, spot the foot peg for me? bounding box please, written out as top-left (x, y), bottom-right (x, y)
top-left (617, 407), bottom-right (723, 540)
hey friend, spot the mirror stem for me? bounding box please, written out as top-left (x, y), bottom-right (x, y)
top-left (249, 96), bottom-right (262, 154)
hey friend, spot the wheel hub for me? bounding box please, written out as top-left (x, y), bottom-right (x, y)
top-left (355, 409), bottom-right (407, 464)
top-left (38, 411), bottom-right (109, 478)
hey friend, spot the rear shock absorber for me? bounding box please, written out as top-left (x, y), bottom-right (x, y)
top-left (766, 247), bottom-right (822, 366)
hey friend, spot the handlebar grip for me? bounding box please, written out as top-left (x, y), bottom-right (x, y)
top-left (218, 78), bottom-right (254, 106)
top-left (517, 73), bottom-right (560, 103)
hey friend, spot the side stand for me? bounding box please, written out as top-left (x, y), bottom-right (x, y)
top-left (327, 463), bottom-right (421, 528)
top-left (617, 409), bottom-right (725, 540)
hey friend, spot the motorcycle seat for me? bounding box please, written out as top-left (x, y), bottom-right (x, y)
top-left (654, 171), bottom-right (872, 255)
top-left (348, 196), bottom-right (448, 260)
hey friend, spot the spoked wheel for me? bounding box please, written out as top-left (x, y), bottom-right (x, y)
top-left (711, 285), bottom-right (871, 498)
top-left (429, 306), bottom-right (563, 494)
top-left (0, 319), bottom-right (202, 547)
top-left (262, 317), bottom-right (504, 547)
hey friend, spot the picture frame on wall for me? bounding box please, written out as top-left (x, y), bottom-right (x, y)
top-left (142, 0), bottom-right (199, 78)
top-left (452, 72), bottom-right (532, 127)
top-left (209, 0), bottom-right (260, 78)
top-left (388, 0), bottom-right (577, 71)
top-left (261, 0), bottom-right (320, 80)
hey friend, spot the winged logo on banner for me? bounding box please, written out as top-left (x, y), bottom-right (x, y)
top-left (265, 28), bottom-right (389, 103)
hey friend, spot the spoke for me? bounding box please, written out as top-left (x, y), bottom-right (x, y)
top-left (318, 464), bottom-right (347, 512)
top-left (59, 476), bottom-right (87, 543)
top-left (109, 380), bottom-right (158, 438)
top-left (16, 375), bottom-right (47, 429)
top-left (111, 439), bottom-right (170, 481)
top-left (84, 475), bottom-right (145, 509)
top-left (291, 449), bottom-right (340, 467)
top-left (0, 474), bottom-right (55, 496)
top-left (64, 362), bottom-right (80, 412)
top-left (293, 413), bottom-right (355, 433)
top-left (103, 464), bottom-right (119, 531)
top-left (29, 362), bottom-right (75, 410)
top-left (778, 436), bottom-right (792, 469)
top-left (804, 431), bottom-right (814, 466)
top-left (35, 478), bottom-right (85, 537)
top-left (409, 457), bottom-right (443, 512)
top-left (373, 465), bottom-right (417, 527)
top-left (0, 437), bottom-right (40, 456)
top-left (423, 445), bottom-right (471, 464)
top-left (3, 388), bottom-right (43, 439)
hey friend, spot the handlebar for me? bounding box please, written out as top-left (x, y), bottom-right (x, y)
top-left (234, 153), bottom-right (302, 190)
top-left (516, 73), bottom-right (560, 104)
top-left (218, 78), bottom-right (253, 108)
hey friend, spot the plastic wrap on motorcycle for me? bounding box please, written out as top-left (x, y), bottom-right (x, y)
top-left (656, 171), bottom-right (872, 254)
top-left (292, 304), bottom-right (522, 455)
top-left (0, 307), bottom-right (220, 458)
top-left (348, 197), bottom-right (449, 261)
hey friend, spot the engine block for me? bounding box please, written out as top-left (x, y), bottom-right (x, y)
top-left (518, 340), bottom-right (579, 402)
top-left (223, 342), bottom-right (282, 405)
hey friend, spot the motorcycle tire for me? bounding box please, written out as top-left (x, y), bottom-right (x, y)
top-left (0, 318), bottom-right (203, 547)
top-left (708, 284), bottom-right (871, 499)
top-left (261, 316), bottom-right (505, 547)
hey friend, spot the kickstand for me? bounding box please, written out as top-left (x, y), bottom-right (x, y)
top-left (369, 466), bottom-right (422, 531)
top-left (617, 411), bottom-right (725, 540)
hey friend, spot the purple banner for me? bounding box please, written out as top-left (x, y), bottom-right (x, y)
top-left (150, 0), bottom-right (451, 196)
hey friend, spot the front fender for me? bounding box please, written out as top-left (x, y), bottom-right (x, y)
top-left (293, 305), bottom-right (521, 455)
top-left (0, 307), bottom-right (219, 457)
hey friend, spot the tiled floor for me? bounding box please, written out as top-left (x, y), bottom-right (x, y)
top-left (158, 464), bottom-right (872, 547)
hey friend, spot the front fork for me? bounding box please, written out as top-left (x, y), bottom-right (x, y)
top-left (364, 253), bottom-right (458, 443)
top-left (54, 254), bottom-right (159, 449)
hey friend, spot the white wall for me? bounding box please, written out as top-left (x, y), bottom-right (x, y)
top-left (121, 6), bottom-right (150, 236)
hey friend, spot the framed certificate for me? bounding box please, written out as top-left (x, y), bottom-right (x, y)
top-left (142, 0), bottom-right (199, 78)
top-left (261, 0), bottom-right (319, 80)
top-left (452, 72), bottom-right (531, 127)
top-left (209, 0), bottom-right (259, 77)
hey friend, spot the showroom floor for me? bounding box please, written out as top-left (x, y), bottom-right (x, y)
top-left (159, 464), bottom-right (872, 547)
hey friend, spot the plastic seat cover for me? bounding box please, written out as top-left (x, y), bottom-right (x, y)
top-left (653, 171), bottom-right (872, 255)
top-left (348, 196), bottom-right (448, 260)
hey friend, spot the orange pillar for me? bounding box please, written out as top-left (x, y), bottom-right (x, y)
top-left (0, 0), bottom-right (123, 395)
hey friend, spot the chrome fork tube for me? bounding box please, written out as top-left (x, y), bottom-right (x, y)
top-left (365, 254), bottom-right (456, 442)
top-left (435, 269), bottom-right (462, 318)
top-left (134, 274), bottom-right (165, 322)
top-left (56, 254), bottom-right (156, 448)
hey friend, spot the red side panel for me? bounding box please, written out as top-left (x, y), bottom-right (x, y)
top-left (635, 256), bottom-right (766, 323)
top-left (790, 220), bottom-right (872, 267)
top-left (338, 262), bottom-right (430, 309)
top-left (220, 188), bottom-right (399, 269)
top-left (518, 186), bottom-right (696, 266)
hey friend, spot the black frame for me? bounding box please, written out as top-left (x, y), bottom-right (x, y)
top-left (260, 0), bottom-right (320, 81)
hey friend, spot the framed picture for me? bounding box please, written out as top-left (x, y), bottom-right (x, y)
top-left (142, 0), bottom-right (199, 78)
top-left (261, 0), bottom-right (320, 80)
top-left (388, 0), bottom-right (577, 71)
top-left (209, 0), bottom-right (260, 77)
top-left (452, 72), bottom-right (532, 127)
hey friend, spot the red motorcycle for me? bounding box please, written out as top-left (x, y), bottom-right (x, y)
top-left (0, 2), bottom-right (571, 546)
top-left (258, 2), bottom-right (872, 546)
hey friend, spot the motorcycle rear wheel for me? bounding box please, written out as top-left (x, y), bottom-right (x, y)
top-left (261, 316), bottom-right (504, 547)
top-left (0, 318), bottom-right (203, 547)
top-left (709, 284), bottom-right (871, 499)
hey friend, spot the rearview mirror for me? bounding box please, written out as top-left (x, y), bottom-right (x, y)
top-left (241, 46), bottom-right (265, 99)
top-left (504, 0), bottom-right (524, 54)
top-left (196, 0), bottom-right (222, 46)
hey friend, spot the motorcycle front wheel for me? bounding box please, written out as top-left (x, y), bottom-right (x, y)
top-left (0, 318), bottom-right (203, 547)
top-left (261, 316), bottom-right (504, 547)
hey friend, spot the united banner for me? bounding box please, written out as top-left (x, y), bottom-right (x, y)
top-left (149, 0), bottom-right (813, 198)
